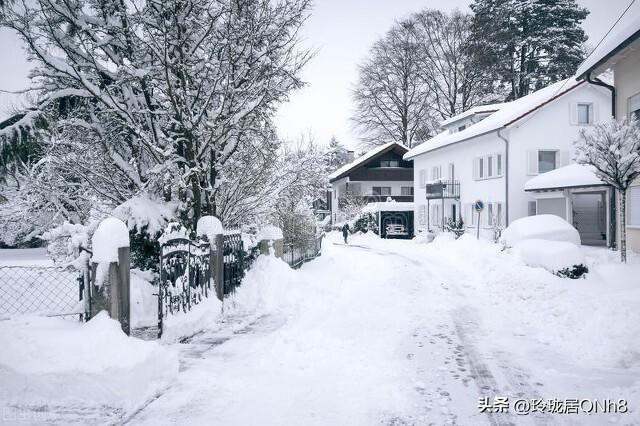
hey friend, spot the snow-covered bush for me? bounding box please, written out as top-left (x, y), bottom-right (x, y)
top-left (501, 214), bottom-right (581, 247)
top-left (513, 239), bottom-right (588, 278)
top-left (444, 217), bottom-right (465, 238)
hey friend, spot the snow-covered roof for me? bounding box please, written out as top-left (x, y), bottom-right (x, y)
top-left (362, 201), bottom-right (414, 213)
top-left (328, 142), bottom-right (409, 182)
top-left (404, 79), bottom-right (584, 160)
top-left (576, 2), bottom-right (640, 79)
top-left (439, 103), bottom-right (508, 127)
top-left (524, 164), bottom-right (605, 191)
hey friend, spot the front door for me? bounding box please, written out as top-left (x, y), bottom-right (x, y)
top-left (572, 192), bottom-right (606, 246)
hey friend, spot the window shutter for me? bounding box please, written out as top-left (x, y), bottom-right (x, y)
top-left (438, 165), bottom-right (442, 180)
top-left (592, 103), bottom-right (599, 123)
top-left (570, 103), bottom-right (578, 125)
top-left (448, 163), bottom-right (455, 181)
top-left (559, 150), bottom-right (570, 167)
top-left (629, 187), bottom-right (640, 227)
top-left (527, 151), bottom-right (538, 175)
top-left (419, 170), bottom-right (426, 188)
top-left (473, 158), bottom-right (479, 180)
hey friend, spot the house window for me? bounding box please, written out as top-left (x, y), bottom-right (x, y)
top-left (419, 205), bottom-right (427, 225)
top-left (629, 186), bottom-right (640, 227)
top-left (630, 93), bottom-right (640, 121)
top-left (487, 156), bottom-right (493, 178)
top-left (401, 186), bottom-right (414, 196)
top-left (419, 170), bottom-right (426, 188)
top-left (497, 154), bottom-right (502, 176)
top-left (372, 186), bottom-right (391, 196)
top-left (479, 158), bottom-right (484, 178)
top-left (458, 125), bottom-right (466, 131)
top-left (448, 163), bottom-right (455, 181)
top-left (431, 166), bottom-right (441, 180)
top-left (538, 150), bottom-right (557, 174)
top-left (528, 201), bottom-right (537, 216)
top-left (577, 103), bottom-right (592, 125)
top-left (380, 160), bottom-right (399, 168)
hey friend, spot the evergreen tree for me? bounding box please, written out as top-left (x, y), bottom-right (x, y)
top-left (325, 137), bottom-right (351, 171)
top-left (469, 0), bottom-right (589, 100)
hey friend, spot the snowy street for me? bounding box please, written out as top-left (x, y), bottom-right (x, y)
top-left (116, 232), bottom-right (639, 426)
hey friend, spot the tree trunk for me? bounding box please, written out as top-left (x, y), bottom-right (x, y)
top-left (620, 188), bottom-right (627, 263)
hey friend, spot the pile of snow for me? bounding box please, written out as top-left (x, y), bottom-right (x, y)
top-left (0, 312), bottom-right (178, 419)
top-left (196, 215), bottom-right (223, 243)
top-left (91, 217), bottom-right (130, 263)
top-left (256, 225), bottom-right (283, 241)
top-left (113, 195), bottom-right (179, 235)
top-left (161, 296), bottom-right (223, 343)
top-left (513, 239), bottom-right (585, 273)
top-left (131, 269), bottom-right (158, 328)
top-left (501, 214), bottom-right (581, 247)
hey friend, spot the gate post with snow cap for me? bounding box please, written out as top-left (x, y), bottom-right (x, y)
top-left (90, 217), bottom-right (131, 335)
top-left (257, 226), bottom-right (284, 258)
top-left (196, 216), bottom-right (224, 301)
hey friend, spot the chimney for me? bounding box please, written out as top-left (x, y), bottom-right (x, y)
top-left (346, 150), bottom-right (355, 163)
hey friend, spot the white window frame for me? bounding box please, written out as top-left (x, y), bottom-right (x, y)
top-left (473, 154), bottom-right (504, 181)
top-left (577, 103), bottom-right (593, 125)
top-left (629, 93), bottom-right (640, 121)
top-left (628, 185), bottom-right (640, 228)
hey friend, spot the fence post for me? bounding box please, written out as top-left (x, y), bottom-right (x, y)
top-left (89, 217), bottom-right (131, 335)
top-left (214, 234), bottom-right (224, 301)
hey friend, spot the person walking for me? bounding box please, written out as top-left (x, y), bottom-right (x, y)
top-left (342, 223), bottom-right (350, 244)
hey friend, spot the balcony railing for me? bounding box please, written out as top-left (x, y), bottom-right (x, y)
top-left (338, 194), bottom-right (413, 208)
top-left (425, 180), bottom-right (460, 200)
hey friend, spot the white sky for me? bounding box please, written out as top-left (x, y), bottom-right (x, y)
top-left (0, 0), bottom-right (630, 148)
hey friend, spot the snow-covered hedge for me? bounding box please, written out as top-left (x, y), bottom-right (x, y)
top-left (501, 214), bottom-right (581, 247)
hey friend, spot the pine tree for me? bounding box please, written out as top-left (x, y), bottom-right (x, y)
top-left (469, 0), bottom-right (589, 100)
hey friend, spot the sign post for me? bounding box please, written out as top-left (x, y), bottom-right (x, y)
top-left (474, 200), bottom-right (484, 240)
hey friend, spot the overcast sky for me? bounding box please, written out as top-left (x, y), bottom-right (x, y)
top-left (0, 0), bottom-right (631, 147)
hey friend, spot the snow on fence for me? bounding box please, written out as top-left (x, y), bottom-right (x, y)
top-left (282, 235), bottom-right (323, 269)
top-left (0, 265), bottom-right (85, 320)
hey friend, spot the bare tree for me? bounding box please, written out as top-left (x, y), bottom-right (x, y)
top-left (352, 20), bottom-right (433, 149)
top-left (574, 118), bottom-right (640, 263)
top-left (412, 9), bottom-right (500, 121)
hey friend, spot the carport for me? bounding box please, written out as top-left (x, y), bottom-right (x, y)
top-left (363, 202), bottom-right (414, 239)
top-left (525, 164), bottom-right (615, 247)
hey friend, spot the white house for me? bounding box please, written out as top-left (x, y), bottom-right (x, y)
top-left (575, 3), bottom-right (640, 252)
top-left (404, 78), bottom-right (612, 244)
top-left (328, 142), bottom-right (415, 237)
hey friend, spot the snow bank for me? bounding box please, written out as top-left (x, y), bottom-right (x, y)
top-left (196, 215), bottom-right (223, 243)
top-left (0, 312), bottom-right (178, 416)
top-left (113, 195), bottom-right (179, 235)
top-left (256, 225), bottom-right (283, 241)
top-left (161, 296), bottom-right (223, 343)
top-left (91, 217), bottom-right (130, 263)
top-left (501, 214), bottom-right (581, 247)
top-left (131, 269), bottom-right (158, 328)
top-left (513, 239), bottom-right (585, 272)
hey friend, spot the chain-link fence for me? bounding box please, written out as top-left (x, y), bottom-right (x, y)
top-left (0, 266), bottom-right (83, 319)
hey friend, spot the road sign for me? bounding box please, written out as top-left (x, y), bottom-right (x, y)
top-left (474, 200), bottom-right (485, 213)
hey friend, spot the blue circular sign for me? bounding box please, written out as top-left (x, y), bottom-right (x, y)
top-left (474, 200), bottom-right (484, 212)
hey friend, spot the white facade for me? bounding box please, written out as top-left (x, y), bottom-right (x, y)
top-left (408, 83), bottom-right (611, 236)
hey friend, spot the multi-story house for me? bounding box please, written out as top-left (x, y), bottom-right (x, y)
top-left (328, 142), bottom-right (415, 237)
top-left (404, 78), bottom-right (612, 245)
top-left (575, 5), bottom-right (640, 252)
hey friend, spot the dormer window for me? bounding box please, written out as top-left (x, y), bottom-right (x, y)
top-left (458, 125), bottom-right (466, 131)
top-left (380, 160), bottom-right (399, 168)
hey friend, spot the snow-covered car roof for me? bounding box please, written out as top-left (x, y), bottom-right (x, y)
top-left (575, 2), bottom-right (640, 79)
top-left (404, 79), bottom-right (584, 160)
top-left (524, 164), bottom-right (606, 191)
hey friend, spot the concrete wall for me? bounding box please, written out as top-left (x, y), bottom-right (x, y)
top-left (614, 51), bottom-right (640, 253)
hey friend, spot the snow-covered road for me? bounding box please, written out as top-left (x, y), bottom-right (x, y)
top-left (124, 232), bottom-right (640, 426)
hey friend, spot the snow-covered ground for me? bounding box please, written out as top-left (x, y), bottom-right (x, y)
top-left (2, 232), bottom-right (639, 425)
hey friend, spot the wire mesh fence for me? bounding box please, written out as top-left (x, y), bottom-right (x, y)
top-left (0, 266), bottom-right (83, 319)
top-left (283, 235), bottom-right (323, 269)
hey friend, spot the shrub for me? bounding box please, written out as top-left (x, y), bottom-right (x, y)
top-left (556, 264), bottom-right (589, 279)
